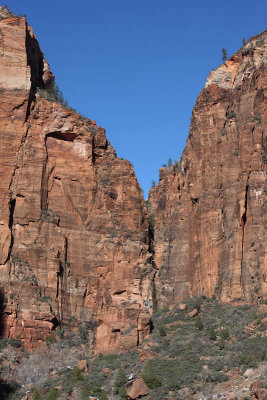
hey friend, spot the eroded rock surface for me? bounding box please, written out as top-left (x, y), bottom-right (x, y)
top-left (0, 7), bottom-right (266, 352)
top-left (0, 11), bottom-right (154, 351)
top-left (149, 31), bottom-right (267, 306)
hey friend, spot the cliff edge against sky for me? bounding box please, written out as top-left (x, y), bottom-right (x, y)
top-left (0, 7), bottom-right (266, 352)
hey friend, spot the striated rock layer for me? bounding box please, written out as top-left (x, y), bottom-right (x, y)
top-left (0, 7), bottom-right (266, 352)
top-left (0, 11), bottom-right (154, 351)
top-left (149, 31), bottom-right (267, 307)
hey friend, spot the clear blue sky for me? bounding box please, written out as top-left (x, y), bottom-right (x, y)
top-left (7, 0), bottom-right (266, 198)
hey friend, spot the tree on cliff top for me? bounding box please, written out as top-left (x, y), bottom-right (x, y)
top-left (222, 48), bottom-right (228, 61)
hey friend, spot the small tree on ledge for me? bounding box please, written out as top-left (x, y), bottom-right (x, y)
top-left (222, 48), bottom-right (228, 61)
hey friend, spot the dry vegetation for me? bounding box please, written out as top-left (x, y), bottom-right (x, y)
top-left (0, 297), bottom-right (266, 399)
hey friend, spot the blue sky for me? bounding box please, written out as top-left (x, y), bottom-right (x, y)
top-left (7, 0), bottom-right (267, 197)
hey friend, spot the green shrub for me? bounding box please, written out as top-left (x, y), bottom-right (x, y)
top-left (40, 295), bottom-right (51, 303)
top-left (8, 338), bottom-right (23, 348)
top-left (195, 315), bottom-right (204, 330)
top-left (167, 376), bottom-right (181, 390)
top-left (114, 368), bottom-right (127, 394)
top-left (207, 328), bottom-right (216, 340)
top-left (220, 328), bottom-right (230, 340)
top-left (78, 324), bottom-right (87, 342)
top-left (174, 160), bottom-right (182, 172)
top-left (163, 337), bottom-right (170, 347)
top-left (227, 111), bottom-right (236, 120)
top-left (68, 367), bottom-right (84, 386)
top-left (119, 385), bottom-right (127, 399)
top-left (0, 337), bottom-right (23, 349)
top-left (158, 324), bottom-right (167, 337)
top-left (47, 333), bottom-right (57, 344)
top-left (37, 81), bottom-right (67, 107)
top-left (218, 337), bottom-right (225, 350)
top-left (222, 48), bottom-right (228, 61)
top-left (81, 384), bottom-right (108, 400)
top-left (252, 114), bottom-right (261, 125)
top-left (46, 388), bottom-right (59, 400)
top-left (32, 389), bottom-right (41, 400)
top-left (192, 298), bottom-right (202, 312)
top-left (142, 360), bottom-right (162, 388)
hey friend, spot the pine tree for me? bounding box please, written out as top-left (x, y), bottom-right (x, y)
top-left (222, 48), bottom-right (227, 61)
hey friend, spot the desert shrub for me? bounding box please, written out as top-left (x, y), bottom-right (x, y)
top-left (166, 376), bottom-right (181, 390)
top-left (208, 357), bottom-right (224, 372)
top-left (237, 337), bottom-right (266, 368)
top-left (113, 368), bottom-right (127, 394)
top-left (154, 355), bottom-right (202, 389)
top-left (142, 360), bottom-right (162, 388)
top-left (258, 321), bottom-right (267, 331)
top-left (163, 338), bottom-right (170, 347)
top-left (158, 324), bottom-right (167, 337)
top-left (78, 325), bottom-right (88, 343)
top-left (31, 389), bottom-right (42, 400)
top-left (37, 81), bottom-right (66, 106)
top-left (220, 328), bottom-right (230, 340)
top-left (252, 114), bottom-right (261, 125)
top-left (118, 385), bottom-right (127, 399)
top-left (200, 368), bottom-right (228, 383)
top-left (218, 337), bottom-right (225, 350)
top-left (17, 350), bottom-right (50, 386)
top-left (207, 328), bottom-right (216, 340)
top-left (0, 337), bottom-right (23, 349)
top-left (68, 367), bottom-right (84, 386)
top-left (45, 388), bottom-right (59, 400)
top-left (81, 384), bottom-right (108, 400)
top-left (47, 333), bottom-right (57, 345)
top-left (174, 160), bottom-right (182, 172)
top-left (227, 111), bottom-right (236, 120)
top-left (168, 342), bottom-right (184, 357)
top-left (195, 316), bottom-right (204, 330)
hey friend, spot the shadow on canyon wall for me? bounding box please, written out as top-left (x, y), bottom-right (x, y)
top-left (0, 289), bottom-right (16, 399)
top-left (0, 289), bottom-right (4, 337)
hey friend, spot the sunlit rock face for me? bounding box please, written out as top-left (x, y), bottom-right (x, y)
top-left (149, 31), bottom-right (267, 307)
top-left (0, 7), bottom-right (266, 353)
top-left (0, 11), bottom-right (154, 352)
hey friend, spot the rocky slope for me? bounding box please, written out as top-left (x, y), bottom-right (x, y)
top-left (149, 31), bottom-right (267, 307)
top-left (0, 8), bottom-right (154, 352)
top-left (1, 298), bottom-right (266, 400)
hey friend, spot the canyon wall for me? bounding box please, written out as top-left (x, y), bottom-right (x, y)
top-left (0, 8), bottom-right (266, 352)
top-left (149, 31), bottom-right (267, 307)
top-left (0, 11), bottom-right (154, 352)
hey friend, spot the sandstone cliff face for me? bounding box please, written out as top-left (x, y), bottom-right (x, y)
top-left (0, 11), bottom-right (154, 351)
top-left (0, 7), bottom-right (266, 352)
top-left (149, 31), bottom-right (267, 306)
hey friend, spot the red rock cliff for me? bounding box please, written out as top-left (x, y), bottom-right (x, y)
top-left (149, 31), bottom-right (267, 306)
top-left (0, 10), bottom-right (154, 351)
top-left (0, 8), bottom-right (266, 352)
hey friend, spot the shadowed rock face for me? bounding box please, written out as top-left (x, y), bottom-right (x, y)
top-left (0, 8), bottom-right (266, 352)
top-left (149, 31), bottom-right (267, 307)
top-left (0, 12), bottom-right (154, 351)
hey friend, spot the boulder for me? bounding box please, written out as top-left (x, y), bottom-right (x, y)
top-left (244, 368), bottom-right (255, 378)
top-left (178, 303), bottom-right (187, 311)
top-left (127, 377), bottom-right (149, 399)
top-left (188, 309), bottom-right (198, 318)
top-left (77, 359), bottom-right (88, 373)
top-left (250, 381), bottom-right (267, 400)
